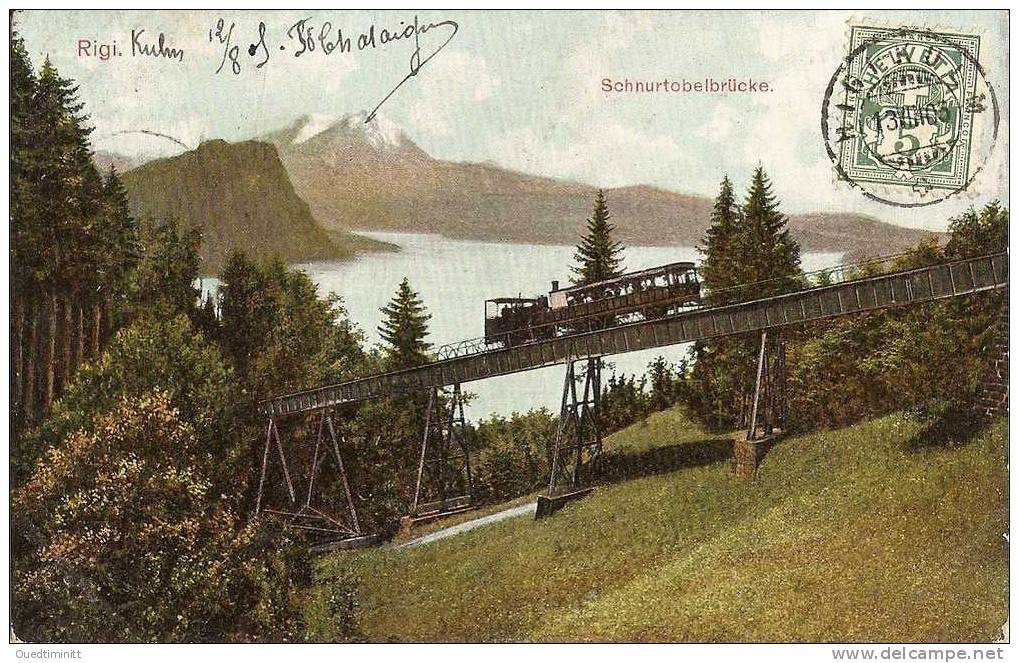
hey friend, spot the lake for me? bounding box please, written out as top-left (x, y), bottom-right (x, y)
top-left (293, 232), bottom-right (843, 422)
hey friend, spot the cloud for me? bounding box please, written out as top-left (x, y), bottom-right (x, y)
top-left (742, 12), bottom-right (1009, 227)
top-left (490, 119), bottom-right (685, 189)
top-left (703, 101), bottom-right (744, 144)
top-left (728, 13), bottom-right (857, 210)
top-left (405, 49), bottom-right (500, 138)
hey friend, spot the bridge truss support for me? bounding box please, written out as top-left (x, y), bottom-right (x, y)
top-left (546, 357), bottom-right (603, 497)
top-left (411, 384), bottom-right (474, 518)
top-left (747, 330), bottom-right (787, 441)
top-left (734, 331), bottom-right (787, 477)
top-left (255, 411), bottom-right (363, 539)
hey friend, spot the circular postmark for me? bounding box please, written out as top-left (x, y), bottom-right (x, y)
top-left (821, 26), bottom-right (999, 207)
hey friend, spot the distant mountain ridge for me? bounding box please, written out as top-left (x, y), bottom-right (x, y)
top-left (113, 114), bottom-right (940, 272)
top-left (119, 139), bottom-right (391, 273)
top-left (261, 113), bottom-right (940, 259)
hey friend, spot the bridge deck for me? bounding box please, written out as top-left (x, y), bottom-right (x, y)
top-left (261, 252), bottom-right (1008, 418)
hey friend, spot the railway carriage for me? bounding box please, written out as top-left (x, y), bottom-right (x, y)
top-left (484, 261), bottom-right (701, 347)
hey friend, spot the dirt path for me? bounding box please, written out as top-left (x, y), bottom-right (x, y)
top-left (396, 502), bottom-right (537, 549)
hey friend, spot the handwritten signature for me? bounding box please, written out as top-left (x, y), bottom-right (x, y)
top-left (210, 14), bottom-right (459, 123)
top-left (362, 15), bottom-right (459, 122)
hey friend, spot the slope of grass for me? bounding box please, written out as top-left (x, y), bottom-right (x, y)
top-left (395, 407), bottom-right (727, 546)
top-left (602, 405), bottom-right (735, 453)
top-left (306, 410), bottom-right (1008, 643)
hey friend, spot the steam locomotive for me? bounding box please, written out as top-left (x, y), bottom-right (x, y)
top-left (484, 261), bottom-right (701, 347)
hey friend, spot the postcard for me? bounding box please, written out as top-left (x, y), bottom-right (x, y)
top-left (8, 8), bottom-right (1010, 651)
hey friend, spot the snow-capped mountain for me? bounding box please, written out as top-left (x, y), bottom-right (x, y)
top-left (263, 112), bottom-right (429, 162)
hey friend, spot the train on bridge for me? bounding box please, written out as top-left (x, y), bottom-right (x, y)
top-left (484, 261), bottom-right (702, 347)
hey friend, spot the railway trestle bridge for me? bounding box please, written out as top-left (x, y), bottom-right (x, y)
top-left (255, 252), bottom-right (1008, 541)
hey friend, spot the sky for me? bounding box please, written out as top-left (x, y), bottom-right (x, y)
top-left (13, 9), bottom-right (1010, 231)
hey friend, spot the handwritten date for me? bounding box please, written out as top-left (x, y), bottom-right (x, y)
top-left (207, 14), bottom-right (458, 122)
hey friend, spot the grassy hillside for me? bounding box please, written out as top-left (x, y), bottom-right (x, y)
top-left (306, 410), bottom-right (1007, 642)
top-left (602, 405), bottom-right (733, 453)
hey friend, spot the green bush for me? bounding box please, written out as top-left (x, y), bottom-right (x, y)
top-left (471, 410), bottom-right (555, 503)
top-left (688, 201), bottom-right (1007, 435)
top-left (13, 392), bottom-right (308, 642)
top-left (15, 314), bottom-right (240, 488)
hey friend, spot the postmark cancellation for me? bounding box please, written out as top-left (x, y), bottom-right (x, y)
top-left (822, 25), bottom-right (999, 207)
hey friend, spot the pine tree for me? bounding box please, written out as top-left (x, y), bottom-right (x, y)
top-left (99, 167), bottom-right (140, 290)
top-left (739, 166), bottom-right (800, 295)
top-left (11, 33), bottom-right (39, 289)
top-left (27, 58), bottom-right (101, 409)
top-left (698, 176), bottom-right (741, 305)
top-left (31, 57), bottom-right (103, 290)
top-left (378, 278), bottom-right (432, 368)
top-left (688, 167), bottom-right (802, 430)
top-left (11, 43), bottom-right (139, 425)
top-left (11, 33), bottom-right (38, 420)
top-left (571, 190), bottom-right (625, 285)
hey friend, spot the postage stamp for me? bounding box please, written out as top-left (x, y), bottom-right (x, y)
top-left (822, 25), bottom-right (1000, 207)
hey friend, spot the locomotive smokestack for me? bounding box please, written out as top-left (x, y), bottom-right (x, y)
top-left (551, 280), bottom-right (559, 291)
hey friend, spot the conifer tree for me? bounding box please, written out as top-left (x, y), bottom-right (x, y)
top-left (739, 166), bottom-right (800, 295)
top-left (31, 57), bottom-right (103, 290)
top-left (571, 190), bottom-right (625, 285)
top-left (688, 167), bottom-right (802, 430)
top-left (11, 34), bottom-right (39, 289)
top-left (11, 33), bottom-right (38, 422)
top-left (378, 277), bottom-right (432, 367)
top-left (99, 167), bottom-right (140, 290)
top-left (698, 176), bottom-right (741, 305)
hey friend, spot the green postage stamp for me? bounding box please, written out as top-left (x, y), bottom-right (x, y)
top-left (823, 25), bottom-right (999, 207)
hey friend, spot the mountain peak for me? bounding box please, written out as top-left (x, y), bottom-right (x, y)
top-left (266, 112), bottom-right (427, 160)
top-left (330, 111), bottom-right (410, 151)
top-left (118, 137), bottom-right (353, 272)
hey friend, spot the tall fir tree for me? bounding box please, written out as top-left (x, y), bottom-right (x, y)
top-left (378, 277), bottom-right (432, 368)
top-left (571, 189), bottom-right (625, 285)
top-left (688, 167), bottom-right (802, 430)
top-left (373, 279), bottom-right (437, 510)
top-left (21, 56), bottom-right (106, 412)
top-left (11, 32), bottom-right (40, 423)
top-left (31, 57), bottom-right (104, 290)
top-left (739, 166), bottom-right (801, 295)
top-left (99, 166), bottom-right (141, 291)
top-left (11, 33), bottom-right (39, 289)
top-left (698, 176), bottom-right (741, 305)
